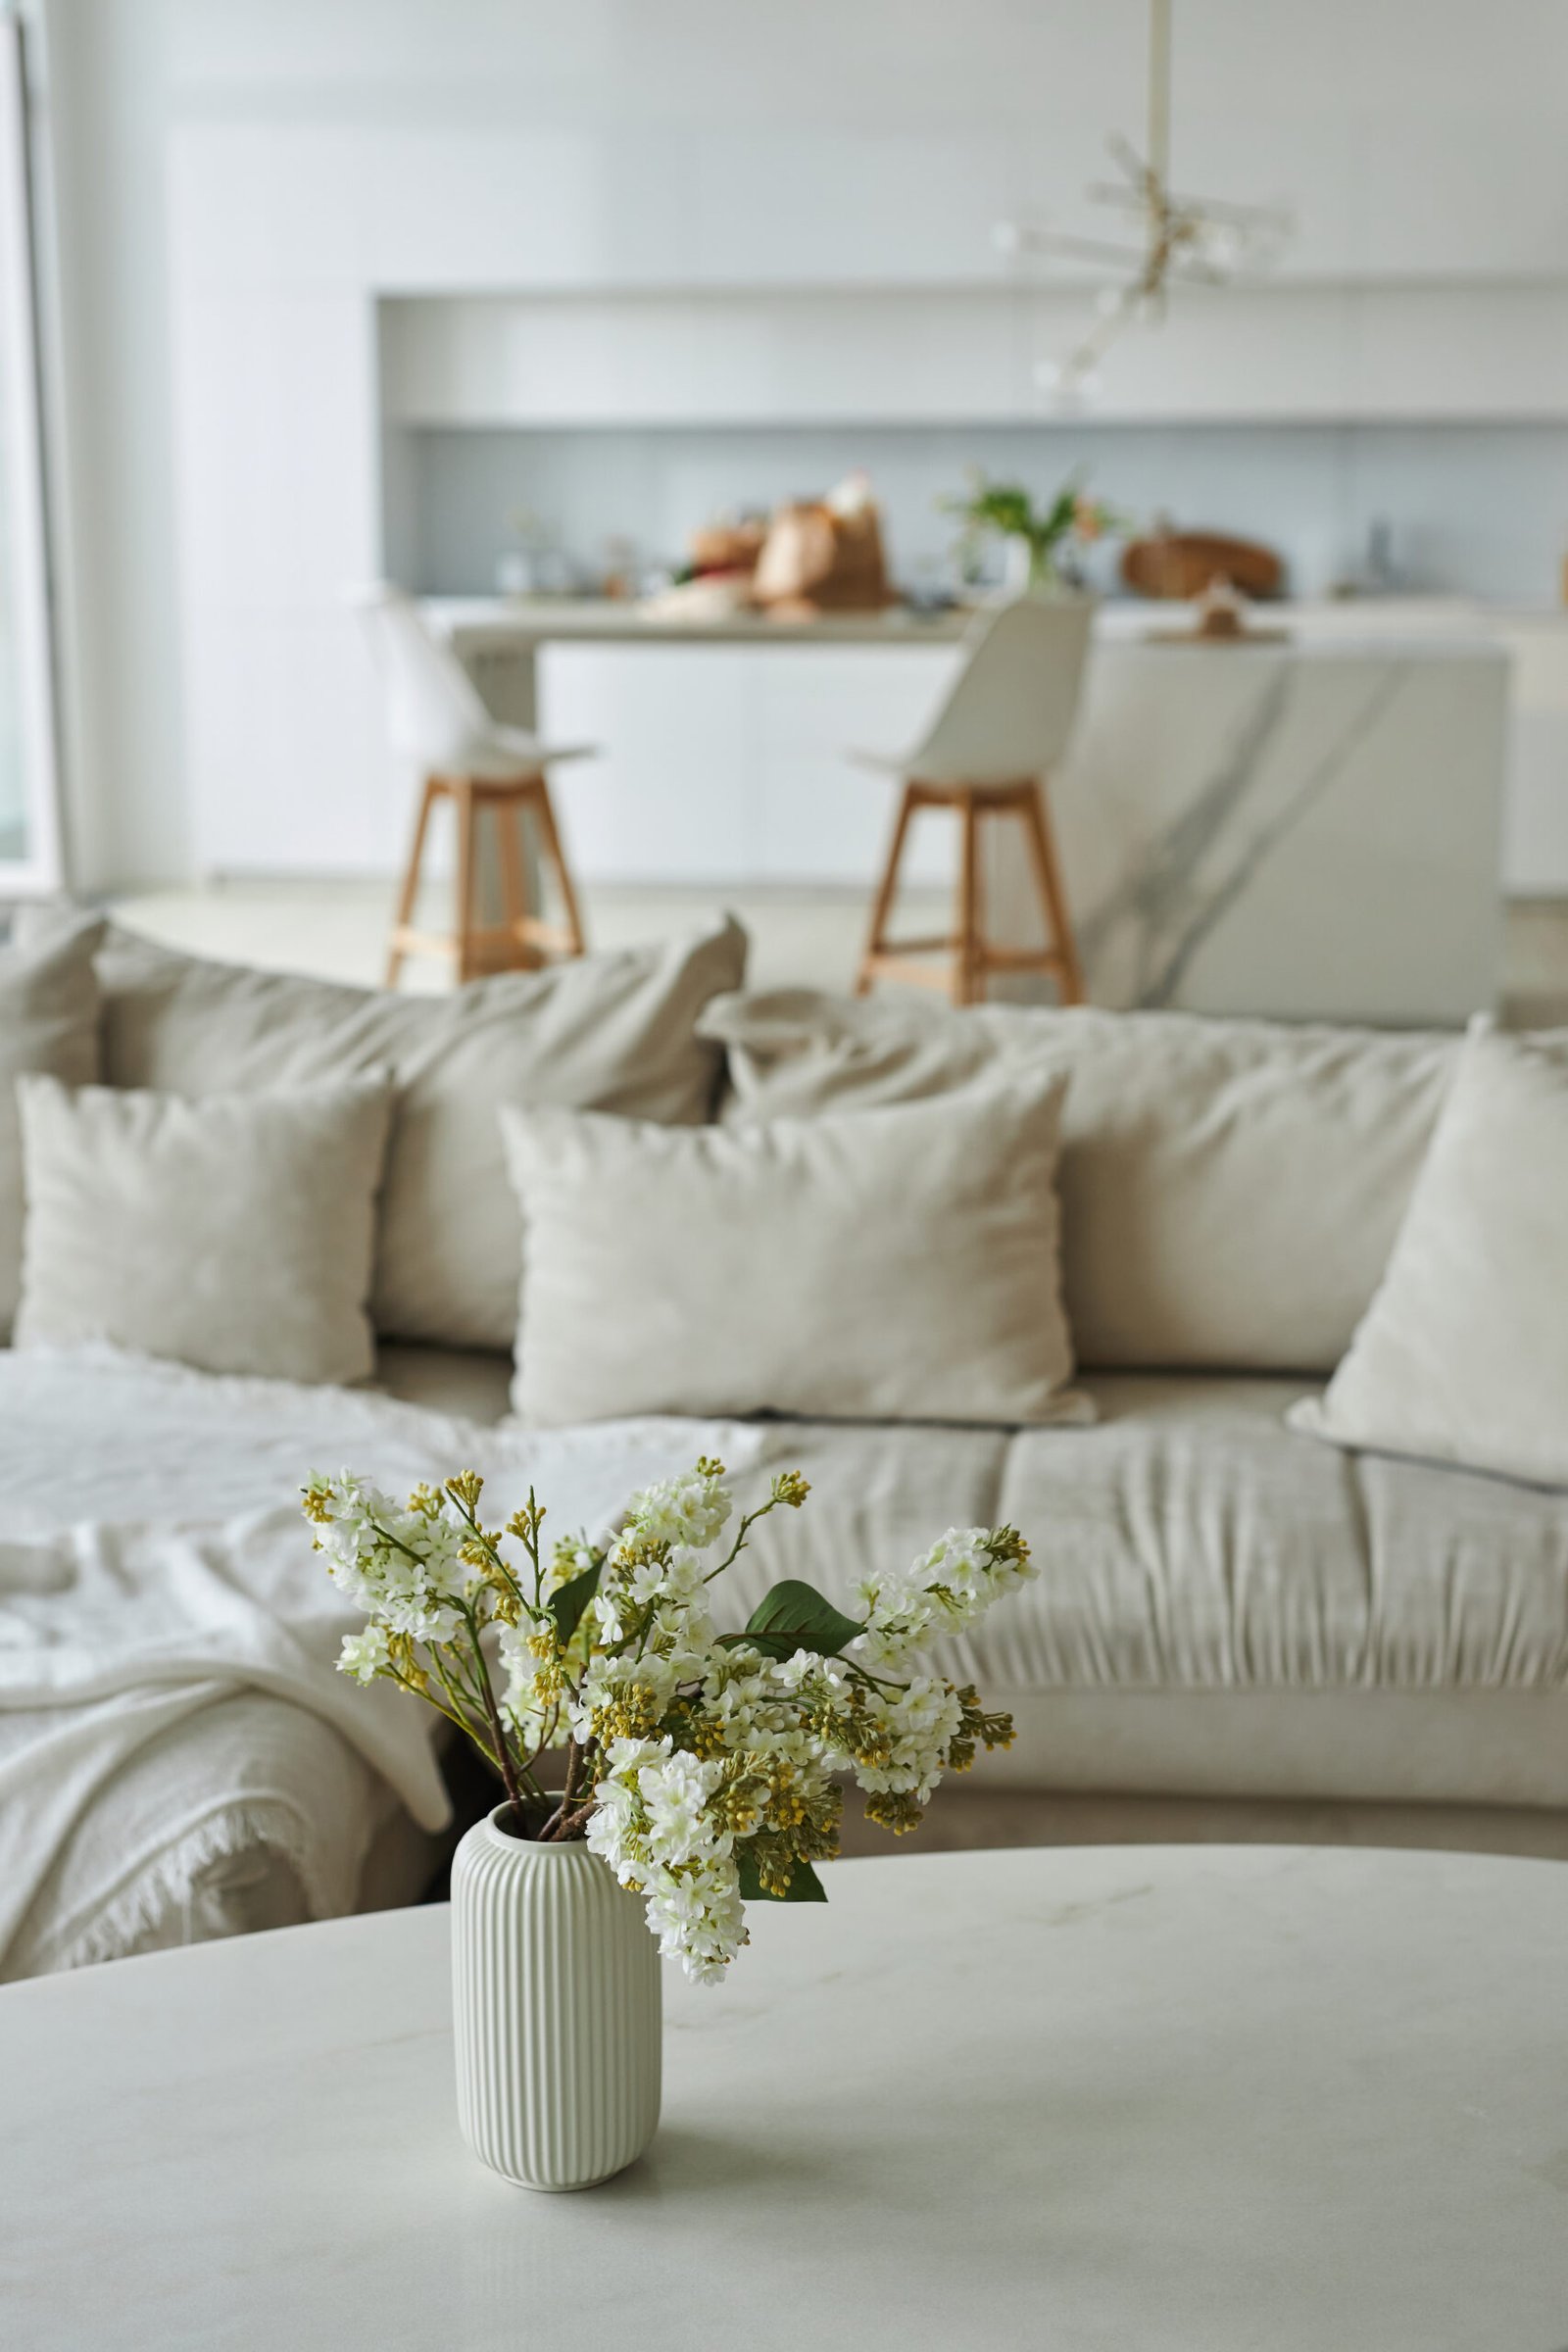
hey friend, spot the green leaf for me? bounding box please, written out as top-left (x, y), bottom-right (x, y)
top-left (549, 1558), bottom-right (603, 1648)
top-left (737, 1850), bottom-right (829, 1904)
top-left (718, 1577), bottom-right (864, 1663)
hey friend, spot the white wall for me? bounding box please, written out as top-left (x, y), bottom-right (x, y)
top-left (30, 0), bottom-right (1568, 888)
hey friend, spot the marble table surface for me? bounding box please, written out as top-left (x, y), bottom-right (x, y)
top-left (3, 1844), bottom-right (1566, 2351)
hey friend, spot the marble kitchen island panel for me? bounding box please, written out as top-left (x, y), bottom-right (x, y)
top-left (1035, 639), bottom-right (1507, 1021)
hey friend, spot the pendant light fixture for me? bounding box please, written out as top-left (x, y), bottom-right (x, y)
top-left (995, 0), bottom-right (1292, 401)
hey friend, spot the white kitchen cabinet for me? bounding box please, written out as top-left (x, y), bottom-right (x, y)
top-left (753, 648), bottom-right (959, 886)
top-left (531, 643), bottom-right (962, 889)
top-left (538, 646), bottom-right (761, 885)
top-left (379, 278), bottom-right (1568, 431)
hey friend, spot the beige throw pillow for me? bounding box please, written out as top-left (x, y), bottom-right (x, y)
top-left (499, 1083), bottom-right (1090, 1429)
top-left (0, 915), bottom-right (103, 1335)
top-left (702, 988), bottom-right (1457, 1376)
top-left (16, 909), bottom-right (746, 1350)
top-left (1290, 1022), bottom-right (1568, 1488)
top-left (15, 1074), bottom-right (393, 1385)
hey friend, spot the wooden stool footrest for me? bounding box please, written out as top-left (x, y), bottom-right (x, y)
top-left (855, 774), bottom-right (1085, 1008)
top-left (385, 769), bottom-right (587, 989)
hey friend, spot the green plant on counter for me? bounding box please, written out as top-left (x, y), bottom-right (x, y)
top-left (942, 466), bottom-right (1120, 591)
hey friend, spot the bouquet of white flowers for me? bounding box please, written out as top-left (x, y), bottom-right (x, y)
top-left (303, 1458), bottom-right (1033, 1982)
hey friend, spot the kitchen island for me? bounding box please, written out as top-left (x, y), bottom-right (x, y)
top-left (429, 597), bottom-right (1508, 1022)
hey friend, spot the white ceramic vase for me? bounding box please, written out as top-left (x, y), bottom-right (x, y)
top-left (1003, 532), bottom-right (1035, 595)
top-left (451, 1804), bottom-right (662, 2191)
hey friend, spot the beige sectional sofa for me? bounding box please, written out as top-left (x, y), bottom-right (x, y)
top-left (7, 912), bottom-right (1567, 1936)
top-left (694, 989), bottom-right (1568, 1855)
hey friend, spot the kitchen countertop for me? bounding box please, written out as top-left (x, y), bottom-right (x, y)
top-left (425, 594), bottom-right (1514, 658)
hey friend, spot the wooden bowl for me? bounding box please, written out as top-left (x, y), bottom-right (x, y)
top-left (1121, 531), bottom-right (1285, 602)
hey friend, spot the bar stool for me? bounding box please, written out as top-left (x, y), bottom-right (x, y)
top-left (854, 597), bottom-right (1093, 1007)
top-left (349, 585), bottom-right (594, 987)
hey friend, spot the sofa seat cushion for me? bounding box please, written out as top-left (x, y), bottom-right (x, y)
top-left (993, 1375), bottom-right (1568, 1694)
top-left (711, 1375), bottom-right (1568, 1809)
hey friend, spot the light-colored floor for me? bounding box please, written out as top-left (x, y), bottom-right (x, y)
top-left (108, 877), bottom-right (952, 999)
top-left (109, 875), bottom-right (1568, 1022)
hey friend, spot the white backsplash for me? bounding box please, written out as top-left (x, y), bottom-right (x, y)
top-left (391, 420), bottom-right (1568, 607)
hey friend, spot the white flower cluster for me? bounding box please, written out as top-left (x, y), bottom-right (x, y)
top-left (847, 1675), bottom-right (965, 1803)
top-left (622, 1465), bottom-right (733, 1551)
top-left (852, 1525), bottom-right (1037, 1676)
top-left (494, 1619), bottom-right (562, 1749)
top-left (496, 1468), bottom-right (730, 1763)
top-left (310, 1474), bottom-right (470, 1649)
top-left (587, 1738), bottom-right (748, 1982)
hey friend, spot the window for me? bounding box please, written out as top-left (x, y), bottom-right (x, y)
top-left (0, 16), bottom-right (59, 892)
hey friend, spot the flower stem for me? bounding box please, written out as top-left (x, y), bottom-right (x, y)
top-left (455, 1610), bottom-right (523, 1811)
top-left (538, 1734), bottom-right (585, 1841)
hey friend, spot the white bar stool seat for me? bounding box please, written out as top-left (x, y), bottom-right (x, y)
top-left (349, 583), bottom-right (595, 986)
top-left (854, 596), bottom-right (1094, 1006)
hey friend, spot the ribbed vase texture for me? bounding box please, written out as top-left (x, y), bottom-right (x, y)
top-left (451, 1806), bottom-right (662, 2191)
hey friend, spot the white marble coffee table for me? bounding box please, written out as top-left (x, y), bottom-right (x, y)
top-left (3, 1845), bottom-right (1565, 2350)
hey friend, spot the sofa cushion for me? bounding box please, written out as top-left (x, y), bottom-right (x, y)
top-left (1293, 1022), bottom-right (1568, 1489)
top-left (706, 1373), bottom-right (1568, 1808)
top-left (0, 915), bottom-right (102, 1337)
top-left (702, 988), bottom-right (1458, 1375)
top-left (15, 1073), bottom-right (393, 1385)
top-left (26, 913), bottom-right (745, 1352)
top-left (500, 1081), bottom-right (1090, 1428)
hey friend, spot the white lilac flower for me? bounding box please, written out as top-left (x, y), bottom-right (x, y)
top-left (592, 1588), bottom-right (630, 1645)
top-left (336, 1623), bottom-right (391, 1684)
top-left (640, 1858), bottom-right (747, 1983)
top-left (850, 1676), bottom-right (965, 1801)
top-left (853, 1526), bottom-right (1037, 1673)
top-left (635, 1747), bottom-right (729, 1867)
top-left (567, 1654), bottom-right (678, 1746)
top-left (584, 1736), bottom-right (670, 1886)
top-left (623, 1468), bottom-right (732, 1552)
top-left (495, 1622), bottom-right (563, 1745)
top-left (309, 1473), bottom-right (470, 1642)
top-left (594, 1543), bottom-right (710, 1650)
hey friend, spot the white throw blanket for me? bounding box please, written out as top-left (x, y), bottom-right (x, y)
top-left (0, 1507), bottom-right (450, 1968)
top-left (0, 1347), bottom-right (766, 1976)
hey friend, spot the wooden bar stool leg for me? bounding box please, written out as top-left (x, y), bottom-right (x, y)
top-left (495, 786), bottom-right (537, 969)
top-left (1021, 779), bottom-right (1086, 1005)
top-left (956, 789), bottom-right (983, 1006)
top-left (856, 782), bottom-right (918, 996)
top-left (453, 778), bottom-right (480, 985)
top-left (386, 775), bottom-right (439, 988)
top-left (531, 780), bottom-right (587, 956)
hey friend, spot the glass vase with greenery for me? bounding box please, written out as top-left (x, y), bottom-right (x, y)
top-left (943, 466), bottom-right (1119, 592)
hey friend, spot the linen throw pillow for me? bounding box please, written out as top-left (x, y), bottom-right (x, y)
top-left (1290, 1022), bottom-right (1568, 1487)
top-left (499, 1082), bottom-right (1091, 1428)
top-left (13, 907), bottom-right (746, 1351)
top-left (701, 987), bottom-right (1457, 1376)
top-left (15, 1074), bottom-right (393, 1385)
top-left (0, 914), bottom-right (103, 1335)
